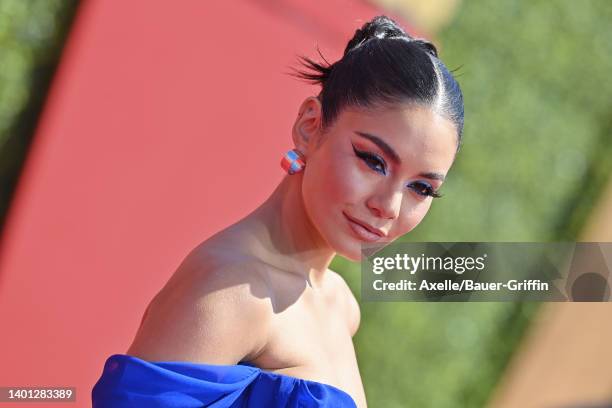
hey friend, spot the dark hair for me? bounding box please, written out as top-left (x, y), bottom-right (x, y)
top-left (290, 15), bottom-right (464, 148)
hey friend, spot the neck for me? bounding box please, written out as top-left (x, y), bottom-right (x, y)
top-left (246, 173), bottom-right (336, 288)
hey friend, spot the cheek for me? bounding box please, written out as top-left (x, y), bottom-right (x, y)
top-left (303, 148), bottom-right (367, 211)
top-left (390, 199), bottom-right (433, 239)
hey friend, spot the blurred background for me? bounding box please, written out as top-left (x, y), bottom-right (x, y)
top-left (0, 1), bottom-right (611, 407)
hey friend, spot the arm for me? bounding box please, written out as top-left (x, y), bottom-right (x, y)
top-left (126, 256), bottom-right (273, 365)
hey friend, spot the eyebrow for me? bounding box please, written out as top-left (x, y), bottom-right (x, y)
top-left (354, 130), bottom-right (446, 182)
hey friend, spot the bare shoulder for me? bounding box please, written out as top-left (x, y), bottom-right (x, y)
top-left (327, 269), bottom-right (361, 337)
top-left (127, 247), bottom-right (274, 365)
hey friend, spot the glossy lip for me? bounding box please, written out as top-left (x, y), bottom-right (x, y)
top-left (342, 211), bottom-right (387, 238)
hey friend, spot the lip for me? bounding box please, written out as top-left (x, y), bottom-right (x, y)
top-left (343, 211), bottom-right (387, 241)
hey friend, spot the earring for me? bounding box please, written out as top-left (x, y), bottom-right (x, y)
top-left (280, 149), bottom-right (306, 175)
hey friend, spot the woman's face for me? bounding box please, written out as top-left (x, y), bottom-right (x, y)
top-left (298, 101), bottom-right (458, 261)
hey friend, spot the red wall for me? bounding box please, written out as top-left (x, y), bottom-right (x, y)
top-left (0, 1), bottom-right (409, 405)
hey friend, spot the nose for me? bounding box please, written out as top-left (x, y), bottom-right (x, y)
top-left (366, 184), bottom-right (403, 220)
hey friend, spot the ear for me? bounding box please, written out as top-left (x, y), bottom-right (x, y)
top-left (291, 96), bottom-right (323, 157)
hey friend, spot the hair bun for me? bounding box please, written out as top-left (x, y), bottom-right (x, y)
top-left (344, 16), bottom-right (407, 55)
top-left (343, 15), bottom-right (438, 58)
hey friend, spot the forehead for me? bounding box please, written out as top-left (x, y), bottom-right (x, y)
top-left (335, 104), bottom-right (458, 170)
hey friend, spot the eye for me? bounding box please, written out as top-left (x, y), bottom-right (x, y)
top-left (408, 181), bottom-right (443, 198)
top-left (352, 144), bottom-right (386, 175)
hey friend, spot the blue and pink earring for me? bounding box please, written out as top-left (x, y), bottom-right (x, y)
top-left (280, 149), bottom-right (306, 175)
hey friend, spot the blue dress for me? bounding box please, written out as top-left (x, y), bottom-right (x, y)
top-left (92, 354), bottom-right (357, 407)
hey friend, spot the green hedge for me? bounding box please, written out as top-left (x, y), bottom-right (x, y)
top-left (0, 0), bottom-right (77, 231)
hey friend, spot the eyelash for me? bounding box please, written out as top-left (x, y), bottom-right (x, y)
top-left (352, 144), bottom-right (443, 198)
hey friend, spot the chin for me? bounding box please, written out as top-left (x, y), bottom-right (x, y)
top-left (345, 238), bottom-right (399, 262)
top-left (323, 223), bottom-right (393, 263)
top-left (327, 237), bottom-right (364, 262)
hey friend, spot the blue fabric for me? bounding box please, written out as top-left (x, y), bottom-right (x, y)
top-left (92, 354), bottom-right (357, 407)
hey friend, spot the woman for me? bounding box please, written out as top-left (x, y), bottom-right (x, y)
top-left (92, 15), bottom-right (463, 408)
